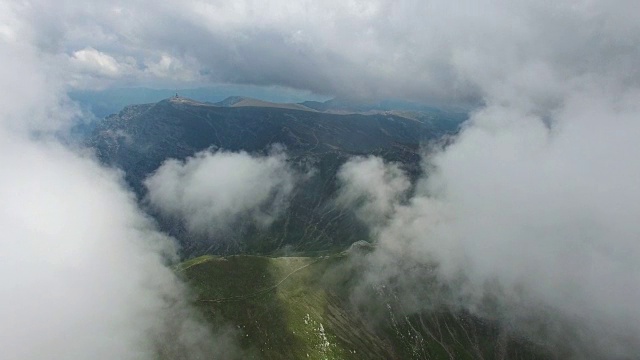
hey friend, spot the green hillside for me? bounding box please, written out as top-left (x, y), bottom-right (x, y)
top-left (178, 252), bottom-right (549, 359)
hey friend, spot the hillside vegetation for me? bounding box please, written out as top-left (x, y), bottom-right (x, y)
top-left (179, 253), bottom-right (549, 359)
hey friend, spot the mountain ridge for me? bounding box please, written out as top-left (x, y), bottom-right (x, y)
top-left (89, 96), bottom-right (464, 255)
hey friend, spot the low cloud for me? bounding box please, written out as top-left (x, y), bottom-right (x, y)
top-left (335, 156), bottom-right (410, 233)
top-left (0, 135), bottom-right (226, 359)
top-left (339, 87), bottom-right (640, 358)
top-left (0, 16), bottom-right (240, 360)
top-left (144, 146), bottom-right (299, 241)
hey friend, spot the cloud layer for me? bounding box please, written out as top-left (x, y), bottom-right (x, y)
top-left (335, 156), bottom-right (410, 231)
top-left (0, 134), bottom-right (219, 359)
top-left (145, 147), bottom-right (298, 241)
top-left (0, 11), bottom-right (237, 360)
top-left (339, 88), bottom-right (640, 357)
top-left (8, 0), bottom-right (635, 105)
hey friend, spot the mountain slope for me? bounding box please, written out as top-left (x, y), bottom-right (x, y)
top-left (179, 252), bottom-right (550, 359)
top-left (89, 96), bottom-right (464, 255)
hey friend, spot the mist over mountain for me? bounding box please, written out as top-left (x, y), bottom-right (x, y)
top-left (5, 0), bottom-right (640, 358)
top-left (89, 96), bottom-right (464, 255)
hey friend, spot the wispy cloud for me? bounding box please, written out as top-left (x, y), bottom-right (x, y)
top-left (338, 87), bottom-right (640, 358)
top-left (145, 146), bottom-right (301, 243)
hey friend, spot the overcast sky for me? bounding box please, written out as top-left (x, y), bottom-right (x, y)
top-left (4, 0), bottom-right (637, 106)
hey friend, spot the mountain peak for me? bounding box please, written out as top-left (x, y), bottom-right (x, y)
top-left (166, 95), bottom-right (211, 107)
top-left (215, 96), bottom-right (317, 112)
top-left (216, 96), bottom-right (248, 107)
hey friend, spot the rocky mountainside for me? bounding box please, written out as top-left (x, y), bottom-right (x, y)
top-left (89, 96), bottom-right (464, 255)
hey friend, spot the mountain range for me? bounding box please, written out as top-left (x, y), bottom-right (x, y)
top-left (87, 96), bottom-right (552, 359)
top-left (89, 96), bottom-right (464, 255)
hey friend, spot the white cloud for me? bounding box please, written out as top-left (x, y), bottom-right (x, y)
top-left (145, 147), bottom-right (299, 240)
top-left (0, 11), bottom-right (238, 360)
top-left (335, 156), bottom-right (410, 231)
top-left (71, 47), bottom-right (124, 77)
top-left (340, 87), bottom-right (640, 357)
top-left (0, 115), bottom-right (228, 359)
top-left (8, 0), bottom-right (632, 103)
